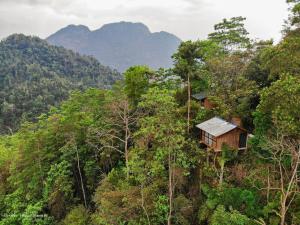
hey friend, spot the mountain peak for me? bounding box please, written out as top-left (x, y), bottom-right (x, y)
top-left (47, 22), bottom-right (181, 71)
top-left (48, 24), bottom-right (90, 38)
top-left (61, 24), bottom-right (90, 33)
top-left (96, 21), bottom-right (150, 35)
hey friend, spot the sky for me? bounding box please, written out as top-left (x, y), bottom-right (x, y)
top-left (0, 0), bottom-right (289, 42)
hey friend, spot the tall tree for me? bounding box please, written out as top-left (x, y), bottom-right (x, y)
top-left (89, 83), bottom-right (140, 179)
top-left (208, 16), bottom-right (251, 52)
top-left (124, 66), bottom-right (152, 106)
top-left (173, 41), bottom-right (203, 132)
top-left (254, 74), bottom-right (300, 224)
top-left (207, 52), bottom-right (257, 120)
top-left (261, 30), bottom-right (300, 80)
top-left (286, 0), bottom-right (300, 29)
top-left (264, 134), bottom-right (300, 225)
top-left (134, 87), bottom-right (190, 225)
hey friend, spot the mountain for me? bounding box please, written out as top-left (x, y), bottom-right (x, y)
top-left (47, 22), bottom-right (182, 71)
top-left (0, 34), bottom-right (121, 134)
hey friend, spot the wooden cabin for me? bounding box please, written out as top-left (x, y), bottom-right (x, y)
top-left (196, 117), bottom-right (248, 152)
top-left (192, 92), bottom-right (214, 110)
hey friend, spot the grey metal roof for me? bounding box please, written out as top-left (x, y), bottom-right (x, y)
top-left (196, 117), bottom-right (237, 137)
top-left (192, 92), bottom-right (207, 101)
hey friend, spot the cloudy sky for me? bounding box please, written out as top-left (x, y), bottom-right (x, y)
top-left (0, 0), bottom-right (289, 42)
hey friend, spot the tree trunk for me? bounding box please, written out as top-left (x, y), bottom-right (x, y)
top-left (167, 150), bottom-right (173, 225)
top-left (141, 185), bottom-right (151, 225)
top-left (279, 146), bottom-right (300, 225)
top-left (280, 194), bottom-right (287, 225)
top-left (124, 106), bottom-right (129, 180)
top-left (267, 166), bottom-right (270, 203)
top-left (76, 147), bottom-right (88, 208)
top-left (125, 120), bottom-right (129, 179)
top-left (219, 161), bottom-right (225, 186)
top-left (187, 73), bottom-right (191, 133)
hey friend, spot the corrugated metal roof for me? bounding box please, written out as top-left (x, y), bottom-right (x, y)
top-left (192, 92), bottom-right (207, 101)
top-left (196, 117), bottom-right (237, 137)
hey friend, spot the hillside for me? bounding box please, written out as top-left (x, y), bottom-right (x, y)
top-left (1, 10), bottom-right (300, 225)
top-left (47, 22), bottom-right (182, 71)
top-left (0, 34), bottom-right (121, 133)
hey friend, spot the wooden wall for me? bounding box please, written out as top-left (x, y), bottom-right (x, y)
top-left (215, 128), bottom-right (244, 152)
top-left (199, 127), bottom-right (247, 152)
top-left (203, 98), bottom-right (214, 110)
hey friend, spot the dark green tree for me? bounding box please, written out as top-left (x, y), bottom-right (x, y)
top-left (124, 65), bottom-right (152, 106)
top-left (173, 40), bottom-right (218, 132)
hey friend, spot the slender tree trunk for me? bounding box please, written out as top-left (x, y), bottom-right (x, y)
top-left (199, 166), bottom-right (203, 201)
top-left (279, 146), bottom-right (300, 225)
top-left (124, 105), bottom-right (129, 180)
top-left (6, 126), bottom-right (13, 135)
top-left (219, 161), bottom-right (225, 186)
top-left (280, 194), bottom-right (287, 225)
top-left (125, 119), bottom-right (129, 179)
top-left (168, 150), bottom-right (173, 225)
top-left (76, 147), bottom-right (87, 208)
top-left (267, 166), bottom-right (270, 203)
top-left (187, 73), bottom-right (191, 133)
top-left (141, 185), bottom-right (151, 225)
top-left (37, 140), bottom-right (44, 187)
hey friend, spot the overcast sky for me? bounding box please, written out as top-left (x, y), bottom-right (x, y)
top-left (0, 0), bottom-right (289, 42)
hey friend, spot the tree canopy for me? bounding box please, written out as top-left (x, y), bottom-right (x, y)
top-left (1, 5), bottom-right (300, 225)
top-left (0, 34), bottom-right (121, 134)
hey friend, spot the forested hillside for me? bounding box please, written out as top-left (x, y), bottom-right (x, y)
top-left (47, 22), bottom-right (181, 71)
top-left (0, 34), bottom-right (121, 134)
top-left (0, 1), bottom-right (300, 225)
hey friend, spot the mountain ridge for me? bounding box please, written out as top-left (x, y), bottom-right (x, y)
top-left (0, 33), bottom-right (121, 133)
top-left (47, 22), bottom-right (181, 71)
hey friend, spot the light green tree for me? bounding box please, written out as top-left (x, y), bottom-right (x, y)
top-left (208, 16), bottom-right (251, 52)
top-left (133, 87), bottom-right (191, 225)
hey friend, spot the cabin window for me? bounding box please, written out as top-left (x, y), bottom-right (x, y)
top-left (239, 132), bottom-right (247, 149)
top-left (202, 131), bottom-right (216, 146)
top-left (200, 99), bottom-right (205, 106)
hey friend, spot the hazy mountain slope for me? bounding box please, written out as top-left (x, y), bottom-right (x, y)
top-left (0, 34), bottom-right (121, 133)
top-left (47, 22), bottom-right (181, 71)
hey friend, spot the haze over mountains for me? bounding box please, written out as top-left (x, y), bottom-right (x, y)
top-left (47, 22), bottom-right (182, 72)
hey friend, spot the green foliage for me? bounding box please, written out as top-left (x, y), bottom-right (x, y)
top-left (221, 144), bottom-right (238, 162)
top-left (210, 205), bottom-right (254, 225)
top-left (1, 12), bottom-right (300, 225)
top-left (256, 74), bottom-right (300, 136)
top-left (286, 0), bottom-right (300, 28)
top-left (261, 29), bottom-right (300, 80)
top-left (153, 195), bottom-right (169, 224)
top-left (173, 40), bottom-right (221, 83)
top-left (62, 205), bottom-right (90, 225)
top-left (244, 40), bottom-right (274, 88)
top-left (0, 34), bottom-right (121, 134)
top-left (199, 185), bottom-right (261, 224)
top-left (124, 65), bottom-right (151, 106)
top-left (43, 160), bottom-right (73, 207)
top-left (208, 53), bottom-right (258, 119)
top-left (0, 88), bottom-right (121, 224)
top-left (208, 16), bottom-right (251, 51)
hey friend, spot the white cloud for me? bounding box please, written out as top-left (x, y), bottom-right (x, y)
top-left (0, 0), bottom-right (289, 42)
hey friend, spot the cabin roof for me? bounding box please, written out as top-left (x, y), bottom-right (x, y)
top-left (192, 92), bottom-right (207, 101)
top-left (196, 117), bottom-right (237, 137)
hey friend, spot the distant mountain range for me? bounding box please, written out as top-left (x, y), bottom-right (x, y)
top-left (47, 22), bottom-right (182, 72)
top-left (0, 34), bottom-right (121, 133)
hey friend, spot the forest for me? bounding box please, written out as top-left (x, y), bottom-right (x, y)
top-left (0, 0), bottom-right (300, 225)
top-left (0, 34), bottom-right (121, 134)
